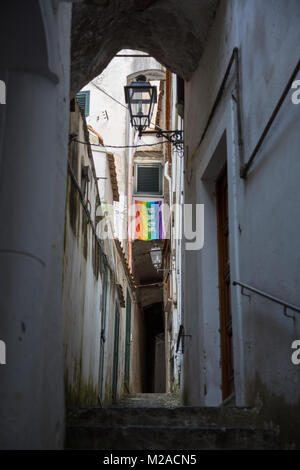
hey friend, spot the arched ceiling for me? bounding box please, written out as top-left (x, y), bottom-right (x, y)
top-left (71, 0), bottom-right (219, 95)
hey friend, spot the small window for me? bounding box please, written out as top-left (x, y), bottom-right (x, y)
top-left (76, 90), bottom-right (90, 116)
top-left (134, 163), bottom-right (163, 196)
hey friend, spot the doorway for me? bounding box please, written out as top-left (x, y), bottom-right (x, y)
top-left (144, 302), bottom-right (165, 392)
top-left (216, 164), bottom-right (235, 400)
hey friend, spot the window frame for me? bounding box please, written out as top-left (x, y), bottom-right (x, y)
top-left (133, 162), bottom-right (163, 196)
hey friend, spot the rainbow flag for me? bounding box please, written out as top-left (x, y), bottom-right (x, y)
top-left (135, 200), bottom-right (163, 241)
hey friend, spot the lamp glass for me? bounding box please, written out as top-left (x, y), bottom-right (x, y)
top-left (125, 76), bottom-right (157, 134)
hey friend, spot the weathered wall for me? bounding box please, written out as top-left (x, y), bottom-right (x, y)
top-left (63, 103), bottom-right (144, 408)
top-left (184, 0), bottom-right (300, 443)
top-left (0, 1), bottom-right (71, 449)
top-left (63, 105), bottom-right (103, 406)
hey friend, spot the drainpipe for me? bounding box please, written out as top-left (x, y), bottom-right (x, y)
top-left (164, 161), bottom-right (172, 213)
top-left (164, 309), bottom-right (170, 393)
top-left (164, 161), bottom-right (172, 393)
top-left (128, 131), bottom-right (138, 270)
top-left (165, 70), bottom-right (171, 163)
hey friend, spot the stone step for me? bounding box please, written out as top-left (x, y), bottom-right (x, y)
top-left (66, 394), bottom-right (280, 450)
top-left (67, 405), bottom-right (266, 428)
top-left (111, 393), bottom-right (182, 408)
top-left (66, 423), bottom-right (279, 450)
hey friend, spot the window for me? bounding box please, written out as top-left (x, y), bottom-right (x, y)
top-left (134, 163), bottom-right (163, 196)
top-left (76, 90), bottom-right (90, 116)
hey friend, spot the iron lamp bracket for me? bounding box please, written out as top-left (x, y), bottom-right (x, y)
top-left (141, 129), bottom-right (184, 149)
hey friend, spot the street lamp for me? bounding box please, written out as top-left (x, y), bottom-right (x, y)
top-left (149, 244), bottom-right (162, 270)
top-left (124, 75), bottom-right (183, 149)
top-left (149, 245), bottom-right (175, 273)
top-left (124, 75), bottom-right (157, 137)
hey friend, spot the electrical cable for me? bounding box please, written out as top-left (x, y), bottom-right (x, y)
top-left (73, 139), bottom-right (171, 149)
top-left (91, 80), bottom-right (128, 110)
top-left (89, 80), bottom-right (162, 130)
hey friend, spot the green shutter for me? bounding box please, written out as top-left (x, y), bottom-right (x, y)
top-left (124, 290), bottom-right (132, 388)
top-left (112, 302), bottom-right (120, 402)
top-left (136, 164), bottom-right (162, 194)
top-left (76, 90), bottom-right (90, 116)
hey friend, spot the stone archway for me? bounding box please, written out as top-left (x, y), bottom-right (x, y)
top-left (71, 0), bottom-right (219, 95)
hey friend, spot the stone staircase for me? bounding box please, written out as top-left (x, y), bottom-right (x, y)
top-left (66, 393), bottom-right (280, 450)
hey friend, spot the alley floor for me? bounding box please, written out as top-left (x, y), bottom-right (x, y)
top-left (66, 394), bottom-right (281, 450)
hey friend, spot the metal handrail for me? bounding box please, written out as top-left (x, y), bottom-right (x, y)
top-left (232, 280), bottom-right (300, 319)
top-left (176, 324), bottom-right (192, 353)
top-left (176, 325), bottom-right (184, 353)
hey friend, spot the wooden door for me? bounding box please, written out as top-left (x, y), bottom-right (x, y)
top-left (216, 165), bottom-right (235, 400)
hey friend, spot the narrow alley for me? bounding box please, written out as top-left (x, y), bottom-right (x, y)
top-left (0, 0), bottom-right (300, 453)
